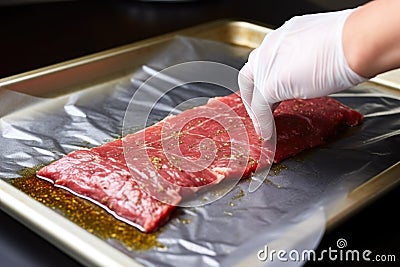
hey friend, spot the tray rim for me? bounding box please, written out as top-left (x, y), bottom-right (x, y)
top-left (1, 18), bottom-right (400, 267)
top-left (0, 19), bottom-right (272, 98)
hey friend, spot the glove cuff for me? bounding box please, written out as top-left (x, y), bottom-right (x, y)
top-left (336, 8), bottom-right (368, 89)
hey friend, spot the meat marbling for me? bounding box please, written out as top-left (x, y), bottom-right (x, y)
top-left (36, 93), bottom-right (363, 232)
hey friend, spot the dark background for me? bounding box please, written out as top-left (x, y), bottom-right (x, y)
top-left (1, 1), bottom-right (399, 266)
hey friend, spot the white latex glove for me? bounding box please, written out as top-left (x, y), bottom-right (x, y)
top-left (238, 8), bottom-right (367, 140)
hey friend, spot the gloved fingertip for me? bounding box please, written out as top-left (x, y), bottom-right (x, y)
top-left (248, 112), bottom-right (273, 141)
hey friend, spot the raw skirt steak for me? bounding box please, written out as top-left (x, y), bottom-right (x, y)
top-left (273, 97), bottom-right (363, 163)
top-left (36, 93), bottom-right (363, 232)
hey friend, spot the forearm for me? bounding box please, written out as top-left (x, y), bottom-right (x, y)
top-left (343, 0), bottom-right (400, 78)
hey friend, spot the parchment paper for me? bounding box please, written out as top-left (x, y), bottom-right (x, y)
top-left (0, 36), bottom-right (399, 267)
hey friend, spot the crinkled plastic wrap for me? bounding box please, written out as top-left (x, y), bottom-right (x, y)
top-left (1, 37), bottom-right (400, 267)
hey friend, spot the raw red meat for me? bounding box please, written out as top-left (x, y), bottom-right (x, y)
top-left (273, 97), bottom-right (363, 163)
top-left (122, 93), bottom-right (271, 202)
top-left (36, 139), bottom-right (179, 232)
top-left (36, 93), bottom-right (363, 232)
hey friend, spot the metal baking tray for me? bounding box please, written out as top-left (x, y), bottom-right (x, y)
top-left (0, 20), bottom-right (399, 267)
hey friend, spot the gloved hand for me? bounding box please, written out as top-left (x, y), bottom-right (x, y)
top-left (238, 8), bottom-right (367, 140)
